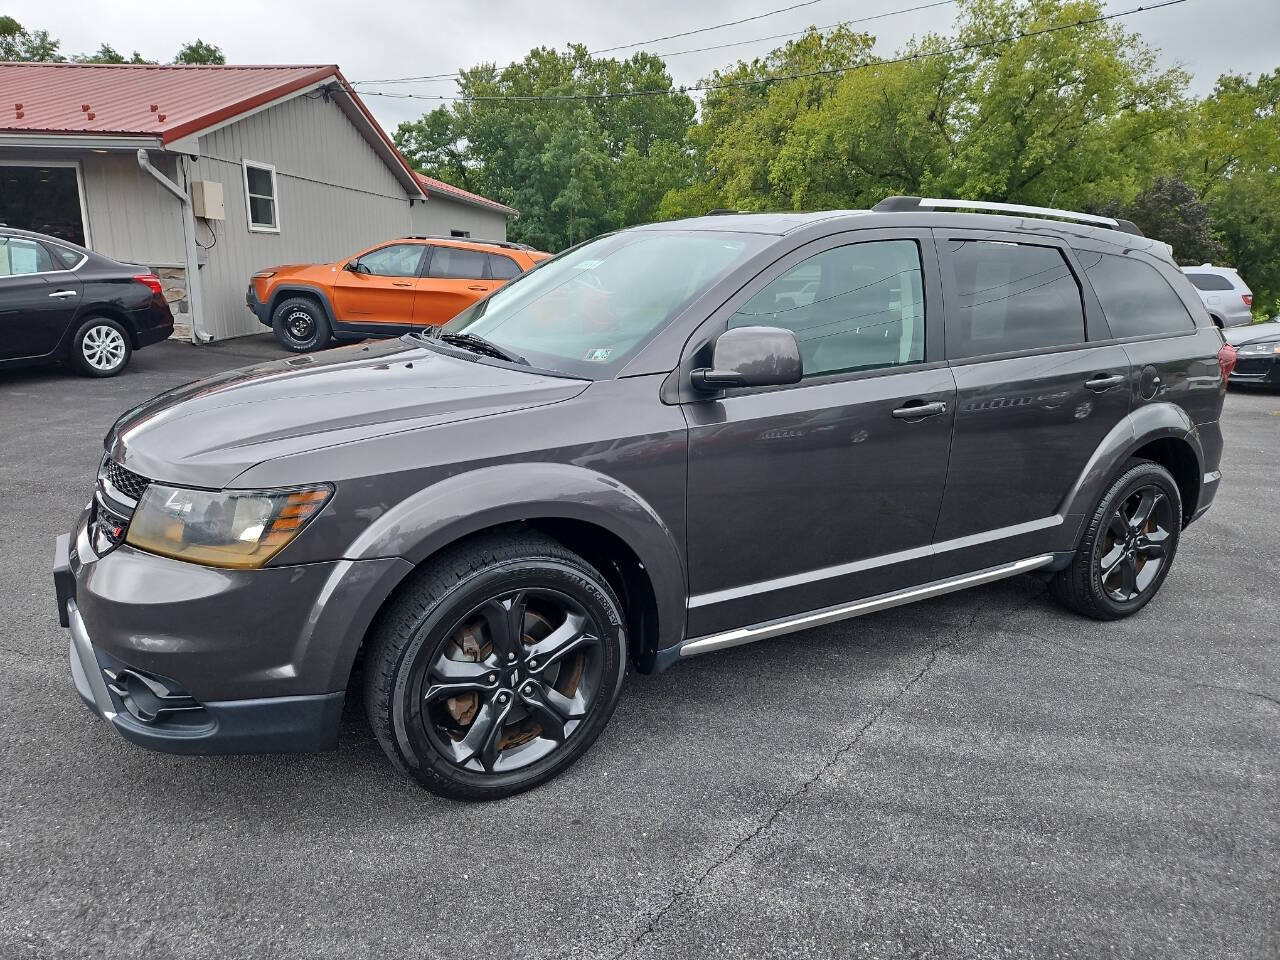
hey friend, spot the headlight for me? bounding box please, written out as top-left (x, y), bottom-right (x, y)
top-left (125, 484), bottom-right (332, 569)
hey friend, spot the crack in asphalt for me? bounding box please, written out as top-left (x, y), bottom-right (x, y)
top-left (1024, 632), bottom-right (1280, 710)
top-left (610, 597), bottom-right (1027, 959)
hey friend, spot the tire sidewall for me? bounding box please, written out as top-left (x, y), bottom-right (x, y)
top-left (71, 317), bottom-right (131, 377)
top-left (1086, 463), bottom-right (1182, 617)
top-left (272, 298), bottom-right (330, 352)
top-left (389, 557), bottom-right (627, 797)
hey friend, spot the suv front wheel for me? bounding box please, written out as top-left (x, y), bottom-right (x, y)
top-left (363, 532), bottom-right (628, 800)
top-left (1051, 460), bottom-right (1182, 620)
top-left (271, 296), bottom-right (332, 352)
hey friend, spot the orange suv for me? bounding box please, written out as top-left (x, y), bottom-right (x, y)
top-left (247, 236), bottom-right (550, 352)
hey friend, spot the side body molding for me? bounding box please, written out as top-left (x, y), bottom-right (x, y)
top-left (1058, 401), bottom-right (1205, 543)
top-left (344, 462), bottom-right (689, 651)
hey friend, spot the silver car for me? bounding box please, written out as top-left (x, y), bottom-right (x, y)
top-left (1181, 264), bottom-right (1254, 328)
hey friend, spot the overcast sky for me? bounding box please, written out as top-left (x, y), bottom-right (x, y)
top-left (7, 0), bottom-right (1278, 134)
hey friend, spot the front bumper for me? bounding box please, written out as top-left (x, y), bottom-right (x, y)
top-left (246, 283), bottom-right (272, 327)
top-left (1228, 354), bottom-right (1280, 386)
top-left (53, 514), bottom-right (410, 755)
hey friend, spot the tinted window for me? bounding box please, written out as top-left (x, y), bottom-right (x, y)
top-left (488, 254), bottom-right (521, 280)
top-left (729, 239), bottom-right (925, 378)
top-left (0, 164), bottom-right (85, 244)
top-left (0, 237), bottom-right (54, 276)
top-left (1184, 272), bottom-right (1234, 291)
top-left (47, 243), bottom-right (82, 269)
top-left (1081, 252), bottom-right (1194, 338)
top-left (442, 230), bottom-right (768, 378)
top-left (358, 244), bottom-right (424, 278)
top-left (944, 240), bottom-right (1084, 359)
top-left (429, 246), bottom-right (488, 280)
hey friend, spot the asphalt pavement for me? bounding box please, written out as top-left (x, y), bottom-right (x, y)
top-left (1, 337), bottom-right (1276, 959)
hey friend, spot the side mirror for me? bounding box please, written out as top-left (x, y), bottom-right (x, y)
top-left (691, 325), bottom-right (802, 391)
top-left (344, 259), bottom-right (364, 274)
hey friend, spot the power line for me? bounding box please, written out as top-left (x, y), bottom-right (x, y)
top-left (352, 0), bottom-right (959, 86)
top-left (589, 0), bottom-right (834, 55)
top-left (352, 0), bottom-right (1188, 105)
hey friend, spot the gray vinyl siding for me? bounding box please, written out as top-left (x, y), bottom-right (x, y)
top-left (81, 152), bottom-right (186, 266)
top-left (409, 199), bottom-right (509, 242)
top-left (191, 92), bottom-right (418, 340)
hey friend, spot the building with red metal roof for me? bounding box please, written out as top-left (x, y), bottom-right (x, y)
top-left (0, 62), bottom-right (516, 341)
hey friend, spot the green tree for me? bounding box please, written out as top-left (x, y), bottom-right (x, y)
top-left (173, 39), bottom-right (225, 65)
top-left (0, 15), bottom-right (60, 60)
top-left (1096, 177), bottom-right (1224, 266)
top-left (394, 45), bottom-right (694, 250)
top-left (72, 43), bottom-right (153, 64)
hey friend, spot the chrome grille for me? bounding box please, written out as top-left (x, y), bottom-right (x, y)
top-left (102, 458), bottom-right (150, 502)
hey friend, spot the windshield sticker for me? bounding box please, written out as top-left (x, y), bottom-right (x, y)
top-left (584, 348), bottom-right (612, 362)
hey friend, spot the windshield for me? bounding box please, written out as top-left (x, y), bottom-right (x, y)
top-left (438, 230), bottom-right (769, 377)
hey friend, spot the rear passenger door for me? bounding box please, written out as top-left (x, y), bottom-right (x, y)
top-left (413, 245), bottom-right (493, 327)
top-left (931, 230), bottom-right (1132, 578)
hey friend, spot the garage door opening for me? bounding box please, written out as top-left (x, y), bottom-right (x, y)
top-left (0, 163), bottom-right (87, 245)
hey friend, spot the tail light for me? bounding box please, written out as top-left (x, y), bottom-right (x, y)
top-left (1242, 294), bottom-right (1253, 307)
top-left (1218, 342), bottom-right (1237, 381)
top-left (133, 273), bottom-right (164, 295)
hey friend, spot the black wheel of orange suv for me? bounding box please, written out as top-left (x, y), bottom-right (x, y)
top-left (362, 532), bottom-right (628, 800)
top-left (272, 296), bottom-right (332, 352)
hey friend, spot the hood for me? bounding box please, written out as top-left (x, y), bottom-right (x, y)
top-left (1224, 320), bottom-right (1280, 347)
top-left (105, 338), bottom-right (587, 488)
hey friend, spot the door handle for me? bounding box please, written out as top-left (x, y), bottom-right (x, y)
top-left (392, 281), bottom-right (414, 287)
top-left (1085, 373), bottom-right (1126, 392)
top-left (891, 400), bottom-right (948, 420)
top-left (48, 290), bottom-right (78, 298)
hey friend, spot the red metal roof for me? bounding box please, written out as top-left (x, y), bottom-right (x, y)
top-left (415, 172), bottom-right (517, 216)
top-left (0, 62), bottom-right (340, 142)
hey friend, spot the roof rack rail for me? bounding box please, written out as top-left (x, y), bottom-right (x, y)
top-left (401, 234), bottom-right (535, 251)
top-left (872, 196), bottom-right (1144, 237)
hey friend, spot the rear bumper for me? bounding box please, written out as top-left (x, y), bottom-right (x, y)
top-left (1190, 470), bottom-right (1221, 524)
top-left (130, 296), bottom-right (174, 349)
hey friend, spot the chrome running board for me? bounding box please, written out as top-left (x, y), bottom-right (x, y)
top-left (678, 554), bottom-right (1054, 658)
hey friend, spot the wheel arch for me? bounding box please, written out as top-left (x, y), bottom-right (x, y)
top-left (335, 463), bottom-right (687, 688)
top-left (70, 304), bottom-right (138, 349)
top-left (1060, 402), bottom-right (1206, 544)
top-left (267, 283), bottom-right (337, 326)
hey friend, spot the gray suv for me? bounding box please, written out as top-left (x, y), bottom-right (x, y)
top-left (53, 198), bottom-right (1230, 799)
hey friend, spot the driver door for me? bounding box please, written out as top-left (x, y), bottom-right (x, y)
top-left (331, 243), bottom-right (426, 326)
top-left (412, 245), bottom-right (494, 327)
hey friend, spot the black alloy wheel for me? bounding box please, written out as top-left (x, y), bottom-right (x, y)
top-left (363, 533), bottom-right (627, 800)
top-left (1097, 484), bottom-right (1175, 603)
top-left (1050, 459), bottom-right (1182, 620)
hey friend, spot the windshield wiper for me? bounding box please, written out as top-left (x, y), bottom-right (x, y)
top-left (437, 332), bottom-right (529, 366)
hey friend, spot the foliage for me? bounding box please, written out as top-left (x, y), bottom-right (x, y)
top-left (72, 43), bottom-right (153, 64)
top-left (394, 45), bottom-right (694, 250)
top-left (173, 39), bottom-right (225, 65)
top-left (1096, 178), bottom-right (1224, 266)
top-left (0, 14), bottom-right (59, 60)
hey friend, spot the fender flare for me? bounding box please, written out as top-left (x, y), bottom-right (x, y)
top-left (267, 284), bottom-right (338, 328)
top-left (344, 461), bottom-right (688, 650)
top-left (1059, 401), bottom-right (1206, 543)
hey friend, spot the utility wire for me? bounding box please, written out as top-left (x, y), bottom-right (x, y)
top-left (589, 0), bottom-right (833, 54)
top-left (353, 0), bottom-right (959, 86)
top-left (351, 0), bottom-right (1188, 104)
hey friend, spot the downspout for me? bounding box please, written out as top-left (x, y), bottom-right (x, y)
top-left (137, 149), bottom-right (210, 343)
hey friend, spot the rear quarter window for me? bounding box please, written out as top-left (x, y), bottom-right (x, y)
top-left (1184, 272), bottom-right (1235, 291)
top-left (1081, 252), bottom-right (1195, 338)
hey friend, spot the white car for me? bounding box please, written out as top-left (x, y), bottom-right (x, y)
top-left (1181, 264), bottom-right (1254, 328)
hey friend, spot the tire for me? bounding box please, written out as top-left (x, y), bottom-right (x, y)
top-left (271, 296), bottom-right (332, 352)
top-left (70, 316), bottom-right (132, 377)
top-left (363, 531), bottom-right (628, 800)
top-left (1050, 460), bottom-right (1182, 620)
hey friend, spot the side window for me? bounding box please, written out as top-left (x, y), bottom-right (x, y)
top-left (0, 237), bottom-right (54, 276)
top-left (46, 243), bottom-right (83, 269)
top-left (357, 244), bottom-right (425, 278)
top-left (1184, 272), bottom-right (1233, 291)
top-left (944, 239), bottom-right (1084, 359)
top-left (488, 254), bottom-right (521, 280)
top-left (428, 246), bottom-right (488, 280)
top-left (242, 161), bottom-right (279, 232)
top-left (729, 239), bottom-right (926, 378)
top-left (1079, 252), bottom-right (1194, 338)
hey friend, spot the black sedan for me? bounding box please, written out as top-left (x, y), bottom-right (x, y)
top-left (0, 227), bottom-right (173, 377)
top-left (1225, 320), bottom-right (1280, 388)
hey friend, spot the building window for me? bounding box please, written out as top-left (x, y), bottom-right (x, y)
top-left (242, 160), bottom-right (279, 233)
top-left (450, 229), bottom-right (470, 238)
top-left (0, 162), bottom-right (87, 245)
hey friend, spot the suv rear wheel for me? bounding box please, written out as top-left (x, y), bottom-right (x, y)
top-left (271, 296), bottom-right (332, 352)
top-left (363, 532), bottom-right (628, 800)
top-left (1050, 460), bottom-right (1182, 620)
